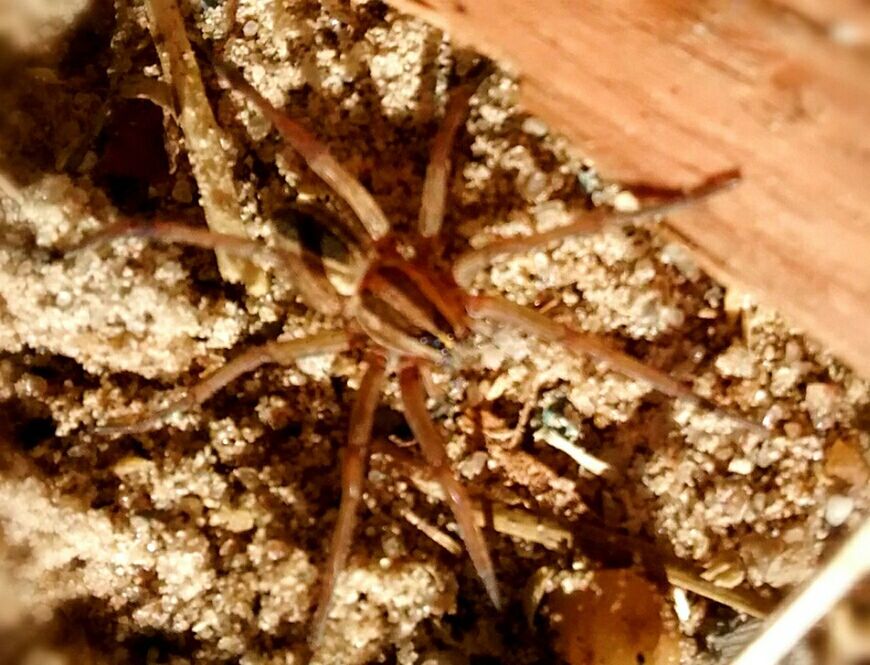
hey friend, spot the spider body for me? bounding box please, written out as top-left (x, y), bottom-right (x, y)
top-left (80, 55), bottom-right (764, 646)
top-left (355, 239), bottom-right (468, 359)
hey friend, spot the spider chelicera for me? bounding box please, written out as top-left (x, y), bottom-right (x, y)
top-left (77, 55), bottom-right (765, 644)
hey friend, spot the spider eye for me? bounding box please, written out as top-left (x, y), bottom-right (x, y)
top-left (420, 333), bottom-right (444, 351)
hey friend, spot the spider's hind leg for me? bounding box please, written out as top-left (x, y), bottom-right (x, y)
top-left (97, 331), bottom-right (349, 435)
top-left (310, 351), bottom-right (386, 646)
top-left (466, 294), bottom-right (768, 436)
top-left (399, 362), bottom-right (502, 609)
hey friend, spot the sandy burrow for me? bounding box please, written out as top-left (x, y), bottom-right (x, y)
top-left (0, 1), bottom-right (867, 663)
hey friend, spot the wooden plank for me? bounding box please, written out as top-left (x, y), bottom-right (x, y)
top-left (389, 0), bottom-right (870, 376)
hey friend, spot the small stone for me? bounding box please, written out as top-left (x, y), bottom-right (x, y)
top-left (825, 439), bottom-right (870, 487)
top-left (112, 455), bottom-right (154, 477)
top-left (55, 290), bottom-right (72, 307)
top-left (784, 421), bottom-right (803, 438)
top-left (771, 366), bottom-right (802, 396)
top-left (824, 495), bottom-right (854, 527)
top-left (715, 344), bottom-right (756, 379)
top-left (661, 306), bottom-right (685, 329)
top-left (458, 451), bottom-right (488, 479)
top-left (701, 551), bottom-right (746, 589)
top-left (762, 404), bottom-right (786, 429)
top-left (660, 242), bottom-right (700, 281)
top-left (612, 190), bottom-right (639, 212)
top-left (520, 170), bottom-right (549, 202)
top-left (521, 116), bottom-right (548, 136)
top-left (723, 287), bottom-right (753, 315)
top-left (728, 458), bottom-right (755, 475)
top-left (804, 382), bottom-right (841, 429)
top-left (633, 258), bottom-right (656, 284)
top-left (210, 507), bottom-right (255, 533)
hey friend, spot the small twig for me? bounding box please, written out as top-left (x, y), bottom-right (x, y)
top-left (535, 428), bottom-right (611, 476)
top-left (664, 562), bottom-right (773, 619)
top-left (144, 0), bottom-right (268, 295)
top-left (401, 507), bottom-right (463, 555)
top-left (507, 374), bottom-right (543, 450)
top-left (732, 517), bottom-right (870, 665)
top-left (485, 503), bottom-right (572, 551)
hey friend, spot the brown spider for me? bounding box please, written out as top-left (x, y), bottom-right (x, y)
top-left (76, 57), bottom-right (766, 644)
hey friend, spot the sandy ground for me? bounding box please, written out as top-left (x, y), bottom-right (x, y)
top-left (0, 1), bottom-right (868, 663)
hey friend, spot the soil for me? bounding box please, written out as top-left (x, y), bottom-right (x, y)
top-left (0, 1), bottom-right (867, 664)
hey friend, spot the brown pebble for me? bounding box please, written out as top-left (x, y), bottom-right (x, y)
top-left (548, 569), bottom-right (680, 665)
top-left (825, 439), bottom-right (870, 487)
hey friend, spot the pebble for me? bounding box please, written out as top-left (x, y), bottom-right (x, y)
top-left (728, 458), bottom-right (755, 475)
top-left (521, 116), bottom-right (548, 137)
top-left (825, 439), bottom-right (870, 486)
top-left (824, 495), bottom-right (854, 527)
top-left (804, 382), bottom-right (840, 429)
top-left (612, 190), bottom-right (639, 212)
top-left (784, 421), bottom-right (803, 438)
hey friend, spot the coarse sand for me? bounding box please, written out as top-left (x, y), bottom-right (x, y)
top-left (0, 1), bottom-right (867, 663)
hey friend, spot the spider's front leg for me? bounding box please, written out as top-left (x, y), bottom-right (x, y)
top-left (398, 362), bottom-right (502, 609)
top-left (212, 58), bottom-right (391, 241)
top-left (310, 351), bottom-right (386, 645)
top-left (98, 331), bottom-right (349, 434)
top-left (71, 219), bottom-right (346, 316)
top-left (465, 295), bottom-right (768, 436)
top-left (417, 82), bottom-right (478, 238)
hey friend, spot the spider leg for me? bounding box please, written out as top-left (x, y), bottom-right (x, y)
top-left (98, 330), bottom-right (350, 434)
top-left (212, 59), bottom-right (391, 241)
top-left (452, 169), bottom-right (739, 288)
top-left (417, 83), bottom-right (477, 238)
top-left (398, 363), bottom-right (501, 609)
top-left (71, 219), bottom-right (345, 316)
top-left (466, 294), bottom-right (768, 436)
top-left (310, 352), bottom-right (386, 646)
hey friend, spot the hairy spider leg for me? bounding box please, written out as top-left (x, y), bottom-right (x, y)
top-left (310, 352), bottom-right (387, 645)
top-left (466, 294), bottom-right (768, 436)
top-left (97, 331), bottom-right (350, 434)
top-left (399, 363), bottom-right (502, 609)
top-left (452, 169), bottom-right (740, 288)
top-left (71, 219), bottom-right (345, 316)
top-left (214, 59), bottom-right (391, 241)
top-left (417, 83), bottom-right (477, 238)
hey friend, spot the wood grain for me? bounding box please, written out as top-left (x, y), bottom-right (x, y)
top-left (389, 0), bottom-right (870, 376)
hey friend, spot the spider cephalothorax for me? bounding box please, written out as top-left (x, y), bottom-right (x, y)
top-left (79, 54), bottom-right (766, 645)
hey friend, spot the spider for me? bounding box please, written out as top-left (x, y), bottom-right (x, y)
top-left (76, 55), bottom-right (766, 645)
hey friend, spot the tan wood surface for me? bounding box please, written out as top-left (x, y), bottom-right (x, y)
top-left (389, 0), bottom-right (870, 376)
